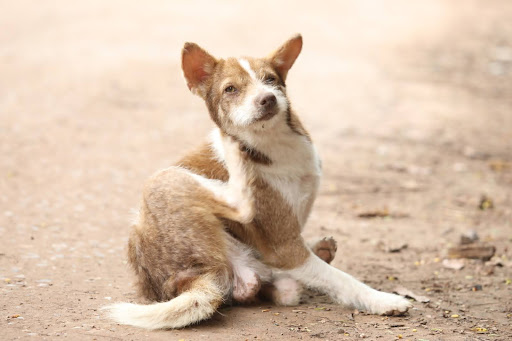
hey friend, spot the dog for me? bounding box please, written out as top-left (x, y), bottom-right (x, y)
top-left (104, 34), bottom-right (412, 330)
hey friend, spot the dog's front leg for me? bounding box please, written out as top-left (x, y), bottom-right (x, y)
top-left (284, 252), bottom-right (412, 315)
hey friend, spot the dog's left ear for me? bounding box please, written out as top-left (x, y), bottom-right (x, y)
top-left (268, 34), bottom-right (303, 82)
top-left (182, 42), bottom-right (217, 98)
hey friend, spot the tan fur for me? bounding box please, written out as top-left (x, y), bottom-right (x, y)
top-left (129, 167), bottom-right (233, 302)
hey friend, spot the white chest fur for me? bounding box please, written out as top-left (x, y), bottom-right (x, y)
top-left (210, 128), bottom-right (321, 228)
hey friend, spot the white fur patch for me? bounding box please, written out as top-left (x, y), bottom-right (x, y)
top-left (209, 129), bottom-right (225, 162)
top-left (238, 58), bottom-right (257, 80)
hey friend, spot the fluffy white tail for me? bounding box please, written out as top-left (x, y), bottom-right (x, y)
top-left (103, 277), bottom-right (224, 330)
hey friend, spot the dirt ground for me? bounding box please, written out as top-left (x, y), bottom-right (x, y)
top-left (1, 1), bottom-right (512, 340)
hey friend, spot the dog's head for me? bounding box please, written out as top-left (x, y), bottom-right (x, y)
top-left (181, 34), bottom-right (302, 133)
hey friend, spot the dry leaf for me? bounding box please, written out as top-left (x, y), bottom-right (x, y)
top-left (358, 209), bottom-right (389, 218)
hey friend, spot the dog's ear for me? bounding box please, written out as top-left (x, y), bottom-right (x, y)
top-left (268, 34), bottom-right (302, 82)
top-left (182, 43), bottom-right (217, 97)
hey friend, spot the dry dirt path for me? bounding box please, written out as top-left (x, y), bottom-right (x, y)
top-left (1, 1), bottom-right (511, 340)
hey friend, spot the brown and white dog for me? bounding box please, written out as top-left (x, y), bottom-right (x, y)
top-left (104, 34), bottom-right (412, 329)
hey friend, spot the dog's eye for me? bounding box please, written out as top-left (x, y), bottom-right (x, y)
top-left (264, 76), bottom-right (276, 84)
top-left (224, 85), bottom-right (237, 93)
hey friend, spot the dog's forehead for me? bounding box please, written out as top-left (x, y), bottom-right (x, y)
top-left (219, 57), bottom-right (273, 79)
top-left (243, 58), bottom-right (273, 73)
top-left (220, 58), bottom-right (247, 76)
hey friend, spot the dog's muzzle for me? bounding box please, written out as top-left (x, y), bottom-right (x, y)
top-left (254, 92), bottom-right (278, 121)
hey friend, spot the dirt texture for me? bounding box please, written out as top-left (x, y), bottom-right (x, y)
top-left (1, 1), bottom-right (512, 340)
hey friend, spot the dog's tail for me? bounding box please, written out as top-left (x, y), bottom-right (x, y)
top-left (102, 274), bottom-right (224, 330)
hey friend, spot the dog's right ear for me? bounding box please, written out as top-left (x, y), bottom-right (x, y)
top-left (182, 43), bottom-right (217, 97)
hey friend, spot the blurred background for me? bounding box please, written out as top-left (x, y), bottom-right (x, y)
top-left (1, 1), bottom-right (511, 339)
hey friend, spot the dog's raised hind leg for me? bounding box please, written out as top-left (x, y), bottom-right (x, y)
top-left (179, 132), bottom-right (256, 224)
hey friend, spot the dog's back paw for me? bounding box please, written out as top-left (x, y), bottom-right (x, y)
top-left (311, 237), bottom-right (337, 264)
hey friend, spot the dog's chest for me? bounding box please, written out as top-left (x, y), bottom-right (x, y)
top-left (258, 141), bottom-right (321, 228)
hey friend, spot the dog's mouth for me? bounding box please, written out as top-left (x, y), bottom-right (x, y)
top-left (255, 110), bottom-right (277, 122)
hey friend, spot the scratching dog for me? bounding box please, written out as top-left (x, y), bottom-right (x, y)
top-left (104, 34), bottom-right (412, 329)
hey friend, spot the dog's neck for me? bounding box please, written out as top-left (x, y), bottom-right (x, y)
top-left (212, 111), bottom-right (320, 178)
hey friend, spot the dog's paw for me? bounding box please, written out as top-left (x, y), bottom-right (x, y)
top-left (272, 277), bottom-right (302, 306)
top-left (311, 237), bottom-right (337, 264)
top-left (233, 269), bottom-right (261, 303)
top-left (366, 291), bottom-right (412, 316)
top-left (235, 190), bottom-right (255, 224)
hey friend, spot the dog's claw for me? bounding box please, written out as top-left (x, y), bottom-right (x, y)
top-left (381, 308), bottom-right (410, 317)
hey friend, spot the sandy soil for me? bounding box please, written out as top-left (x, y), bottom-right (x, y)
top-left (1, 1), bottom-right (512, 340)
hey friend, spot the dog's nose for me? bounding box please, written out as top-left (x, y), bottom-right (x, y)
top-left (255, 93), bottom-right (277, 109)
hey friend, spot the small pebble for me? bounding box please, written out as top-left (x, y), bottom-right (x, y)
top-left (461, 230), bottom-right (479, 244)
top-left (472, 284), bottom-right (483, 291)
